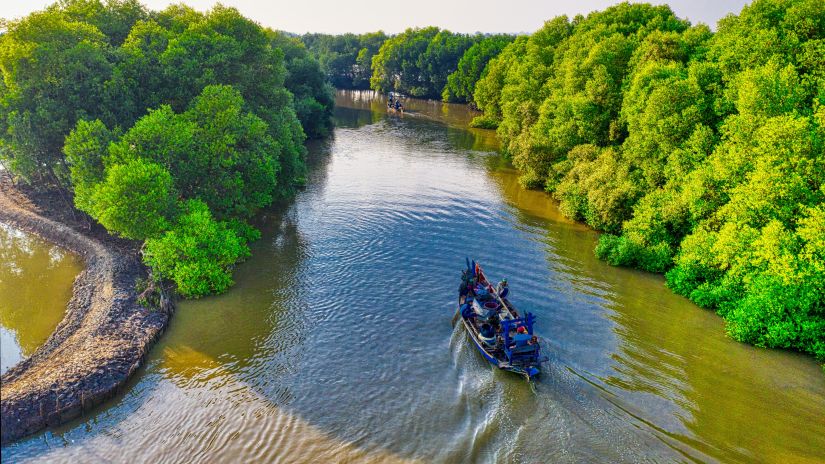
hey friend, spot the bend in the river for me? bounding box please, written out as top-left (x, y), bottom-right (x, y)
top-left (2, 90), bottom-right (823, 463)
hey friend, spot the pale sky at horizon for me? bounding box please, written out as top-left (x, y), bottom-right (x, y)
top-left (1, 0), bottom-right (751, 34)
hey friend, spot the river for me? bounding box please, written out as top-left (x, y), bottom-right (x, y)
top-left (2, 90), bottom-right (824, 463)
top-left (0, 224), bottom-right (80, 375)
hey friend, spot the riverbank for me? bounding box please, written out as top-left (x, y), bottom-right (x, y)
top-left (0, 174), bottom-right (173, 445)
top-left (2, 90), bottom-right (823, 462)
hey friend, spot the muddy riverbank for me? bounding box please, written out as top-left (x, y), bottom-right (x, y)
top-left (0, 175), bottom-right (173, 444)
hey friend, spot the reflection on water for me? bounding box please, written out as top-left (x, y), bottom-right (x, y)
top-left (2, 91), bottom-right (824, 463)
top-left (0, 224), bottom-right (81, 374)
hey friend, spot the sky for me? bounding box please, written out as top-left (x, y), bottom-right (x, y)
top-left (1, 0), bottom-right (751, 34)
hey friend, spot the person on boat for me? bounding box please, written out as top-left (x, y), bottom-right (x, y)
top-left (511, 326), bottom-right (532, 349)
top-left (395, 100), bottom-right (402, 111)
top-left (461, 302), bottom-right (476, 321)
top-left (475, 282), bottom-right (489, 297)
top-left (528, 335), bottom-right (539, 346)
top-left (459, 273), bottom-right (471, 302)
top-left (496, 279), bottom-right (509, 298)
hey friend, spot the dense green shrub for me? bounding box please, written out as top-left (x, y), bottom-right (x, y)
top-left (143, 200), bottom-right (256, 298)
top-left (67, 85), bottom-right (283, 220)
top-left (0, 8), bottom-right (113, 183)
top-left (469, 115), bottom-right (501, 129)
top-left (595, 235), bottom-right (673, 273)
top-left (473, 37), bottom-right (528, 124)
top-left (1, 0), bottom-right (332, 298)
top-left (442, 35), bottom-right (514, 104)
top-left (62, 85), bottom-right (285, 296)
top-left (468, 0), bottom-right (825, 360)
top-left (269, 31), bottom-right (334, 139)
top-left (300, 32), bottom-right (387, 89)
top-left (1, 0), bottom-right (332, 193)
top-left (90, 159), bottom-right (176, 240)
top-left (370, 28), bottom-right (479, 99)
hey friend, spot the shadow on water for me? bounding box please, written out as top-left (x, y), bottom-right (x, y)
top-left (2, 91), bottom-right (824, 463)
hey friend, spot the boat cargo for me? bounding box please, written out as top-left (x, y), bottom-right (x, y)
top-left (456, 259), bottom-right (547, 380)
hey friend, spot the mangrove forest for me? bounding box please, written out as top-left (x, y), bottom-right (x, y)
top-left (1, 0), bottom-right (824, 461)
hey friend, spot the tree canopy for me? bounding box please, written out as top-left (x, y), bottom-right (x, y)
top-left (370, 28), bottom-right (480, 99)
top-left (443, 34), bottom-right (515, 104)
top-left (1, 0), bottom-right (333, 298)
top-left (2, 0), bottom-right (822, 359)
top-left (300, 32), bottom-right (388, 89)
top-left (470, 0), bottom-right (825, 360)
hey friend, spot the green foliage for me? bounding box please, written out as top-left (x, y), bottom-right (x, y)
top-left (1, 1), bottom-right (332, 299)
top-left (0, 7), bottom-right (112, 184)
top-left (595, 234), bottom-right (673, 272)
top-left (90, 159), bottom-right (176, 240)
top-left (370, 27), bottom-right (478, 99)
top-left (473, 37), bottom-right (528, 123)
top-left (62, 86), bottom-right (283, 304)
top-left (72, 85), bottom-right (282, 223)
top-left (553, 145), bottom-right (644, 233)
top-left (370, 27), bottom-right (438, 97)
top-left (2, 1), bottom-right (329, 193)
top-left (465, 0), bottom-right (825, 360)
top-left (495, 16), bottom-right (572, 181)
top-left (267, 31), bottom-right (334, 139)
top-left (300, 31), bottom-right (387, 89)
top-left (443, 35), bottom-right (514, 104)
top-left (178, 85), bottom-right (281, 218)
top-left (469, 115), bottom-right (500, 129)
top-left (143, 200), bottom-right (252, 298)
top-left (63, 119), bottom-right (119, 212)
top-left (56, 0), bottom-right (149, 46)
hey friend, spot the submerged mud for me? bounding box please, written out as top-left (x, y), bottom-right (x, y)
top-left (0, 175), bottom-right (173, 444)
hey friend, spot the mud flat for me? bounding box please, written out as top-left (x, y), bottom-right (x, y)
top-left (0, 175), bottom-right (173, 445)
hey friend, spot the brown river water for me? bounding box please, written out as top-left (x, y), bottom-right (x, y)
top-left (0, 224), bottom-right (80, 375)
top-left (1, 90), bottom-right (823, 463)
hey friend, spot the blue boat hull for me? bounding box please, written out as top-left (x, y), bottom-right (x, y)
top-left (457, 307), bottom-right (540, 380)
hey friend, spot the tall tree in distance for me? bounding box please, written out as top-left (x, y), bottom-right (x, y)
top-left (268, 31), bottom-right (334, 139)
top-left (443, 34), bottom-right (514, 104)
top-left (370, 27), bottom-right (477, 99)
top-left (300, 31), bottom-right (387, 89)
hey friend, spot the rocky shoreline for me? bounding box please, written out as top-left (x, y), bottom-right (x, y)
top-left (0, 175), bottom-right (173, 445)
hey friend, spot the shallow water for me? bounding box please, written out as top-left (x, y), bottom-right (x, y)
top-left (0, 224), bottom-right (80, 375)
top-left (2, 91), bottom-right (824, 463)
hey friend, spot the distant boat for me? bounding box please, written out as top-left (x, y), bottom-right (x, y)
top-left (456, 260), bottom-right (547, 380)
top-left (386, 92), bottom-right (405, 114)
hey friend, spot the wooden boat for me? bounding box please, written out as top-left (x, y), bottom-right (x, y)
top-left (386, 102), bottom-right (404, 114)
top-left (386, 92), bottom-right (405, 114)
top-left (456, 259), bottom-right (546, 380)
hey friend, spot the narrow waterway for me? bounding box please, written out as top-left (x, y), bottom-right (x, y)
top-left (0, 224), bottom-right (80, 375)
top-left (2, 91), bottom-right (824, 463)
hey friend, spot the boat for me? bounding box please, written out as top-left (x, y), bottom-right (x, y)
top-left (455, 259), bottom-right (547, 380)
top-left (386, 93), bottom-right (404, 114)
